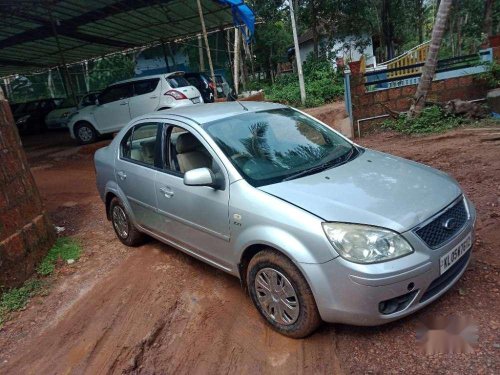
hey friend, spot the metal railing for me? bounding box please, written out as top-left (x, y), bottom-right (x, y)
top-left (364, 49), bottom-right (492, 90)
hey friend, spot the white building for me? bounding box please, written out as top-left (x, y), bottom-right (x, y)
top-left (296, 29), bottom-right (376, 68)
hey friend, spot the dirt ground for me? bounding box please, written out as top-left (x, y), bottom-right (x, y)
top-left (0, 114), bottom-right (499, 374)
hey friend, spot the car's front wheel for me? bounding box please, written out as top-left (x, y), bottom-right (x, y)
top-left (74, 121), bottom-right (97, 145)
top-left (247, 249), bottom-right (321, 338)
top-left (110, 197), bottom-right (146, 246)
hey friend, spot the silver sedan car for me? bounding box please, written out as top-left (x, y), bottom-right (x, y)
top-left (94, 102), bottom-right (475, 338)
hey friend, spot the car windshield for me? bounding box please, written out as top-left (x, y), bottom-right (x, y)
top-left (204, 108), bottom-right (355, 187)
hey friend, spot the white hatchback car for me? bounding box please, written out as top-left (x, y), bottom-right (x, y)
top-left (68, 72), bottom-right (203, 144)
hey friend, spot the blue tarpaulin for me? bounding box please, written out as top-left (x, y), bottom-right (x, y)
top-left (217, 0), bottom-right (255, 44)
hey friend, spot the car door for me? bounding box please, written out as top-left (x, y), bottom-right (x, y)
top-left (94, 83), bottom-right (133, 133)
top-left (129, 78), bottom-right (161, 119)
top-left (154, 121), bottom-right (232, 270)
top-left (115, 122), bottom-right (162, 230)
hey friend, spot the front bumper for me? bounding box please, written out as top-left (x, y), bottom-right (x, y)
top-left (46, 119), bottom-right (69, 129)
top-left (301, 198), bottom-right (476, 326)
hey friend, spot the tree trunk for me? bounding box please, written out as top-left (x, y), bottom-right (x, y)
top-left (484, 0), bottom-right (494, 37)
top-left (311, 1), bottom-right (319, 58)
top-left (407, 0), bottom-right (453, 119)
top-left (0, 88), bottom-right (55, 288)
top-left (381, 0), bottom-right (395, 59)
top-left (416, 0), bottom-right (424, 43)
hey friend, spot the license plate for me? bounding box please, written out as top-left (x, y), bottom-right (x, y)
top-left (191, 97), bottom-right (200, 104)
top-left (440, 233), bottom-right (472, 274)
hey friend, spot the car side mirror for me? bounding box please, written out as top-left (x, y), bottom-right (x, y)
top-left (183, 167), bottom-right (219, 189)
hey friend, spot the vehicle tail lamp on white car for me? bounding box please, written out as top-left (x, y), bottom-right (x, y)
top-left (165, 90), bottom-right (187, 100)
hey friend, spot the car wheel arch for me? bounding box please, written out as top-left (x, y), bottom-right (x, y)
top-left (238, 243), bottom-right (304, 290)
top-left (105, 191), bottom-right (117, 220)
top-left (104, 184), bottom-right (136, 225)
top-left (74, 120), bottom-right (99, 134)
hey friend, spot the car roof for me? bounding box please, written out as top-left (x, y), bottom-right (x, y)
top-left (113, 71), bottom-right (185, 85)
top-left (134, 101), bottom-right (287, 125)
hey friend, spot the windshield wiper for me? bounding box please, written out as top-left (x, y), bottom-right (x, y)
top-left (283, 146), bottom-right (357, 182)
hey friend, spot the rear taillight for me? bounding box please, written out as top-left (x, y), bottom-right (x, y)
top-left (209, 81), bottom-right (215, 91)
top-left (164, 90), bottom-right (187, 100)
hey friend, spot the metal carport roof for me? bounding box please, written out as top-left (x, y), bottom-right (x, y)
top-left (0, 0), bottom-right (237, 77)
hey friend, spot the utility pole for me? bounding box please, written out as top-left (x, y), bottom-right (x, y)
top-left (289, 0), bottom-right (306, 106)
top-left (233, 28), bottom-right (240, 95)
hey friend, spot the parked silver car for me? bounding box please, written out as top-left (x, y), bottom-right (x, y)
top-left (94, 102), bottom-right (475, 338)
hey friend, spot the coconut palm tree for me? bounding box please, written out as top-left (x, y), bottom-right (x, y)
top-left (407, 0), bottom-right (453, 119)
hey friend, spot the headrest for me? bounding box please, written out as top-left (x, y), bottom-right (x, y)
top-left (176, 132), bottom-right (201, 153)
top-left (141, 141), bottom-right (155, 158)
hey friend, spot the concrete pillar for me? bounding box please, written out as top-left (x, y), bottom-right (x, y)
top-left (0, 89), bottom-right (55, 288)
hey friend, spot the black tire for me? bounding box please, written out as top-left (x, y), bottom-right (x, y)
top-left (247, 249), bottom-right (322, 338)
top-left (74, 121), bottom-right (97, 145)
top-left (109, 197), bottom-right (146, 247)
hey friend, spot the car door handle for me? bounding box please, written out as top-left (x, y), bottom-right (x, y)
top-left (117, 171), bottom-right (127, 180)
top-left (159, 186), bottom-right (174, 198)
top-left (120, 102), bottom-right (128, 105)
top-left (149, 96), bottom-right (158, 99)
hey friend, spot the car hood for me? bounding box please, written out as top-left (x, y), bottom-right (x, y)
top-left (259, 149), bottom-right (462, 233)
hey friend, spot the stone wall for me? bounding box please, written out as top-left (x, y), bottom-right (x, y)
top-left (0, 93), bottom-right (55, 288)
top-left (350, 47), bottom-right (500, 134)
top-left (351, 74), bottom-right (490, 133)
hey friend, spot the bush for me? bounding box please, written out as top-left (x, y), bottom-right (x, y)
top-left (254, 56), bottom-right (344, 108)
top-left (382, 106), bottom-right (468, 134)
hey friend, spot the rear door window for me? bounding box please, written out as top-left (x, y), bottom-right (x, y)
top-left (167, 76), bottom-right (190, 88)
top-left (99, 84), bottom-right (133, 104)
top-left (133, 78), bottom-right (160, 96)
top-left (121, 123), bottom-right (160, 167)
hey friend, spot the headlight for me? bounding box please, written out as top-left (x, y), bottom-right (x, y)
top-left (322, 223), bottom-right (414, 264)
top-left (16, 114), bottom-right (30, 124)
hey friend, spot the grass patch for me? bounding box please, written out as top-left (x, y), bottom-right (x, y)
top-left (0, 279), bottom-right (42, 325)
top-left (0, 237), bottom-right (82, 326)
top-left (37, 237), bottom-right (82, 276)
top-left (382, 106), bottom-right (469, 134)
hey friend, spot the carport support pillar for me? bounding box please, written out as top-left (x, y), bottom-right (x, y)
top-left (161, 40), bottom-right (171, 73)
top-left (0, 88), bottom-right (55, 288)
top-left (197, 0), bottom-right (216, 96)
top-left (48, 7), bottom-right (77, 104)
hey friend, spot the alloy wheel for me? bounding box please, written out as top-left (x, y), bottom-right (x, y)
top-left (254, 267), bottom-right (300, 325)
top-left (78, 126), bottom-right (93, 142)
top-left (112, 205), bottom-right (129, 239)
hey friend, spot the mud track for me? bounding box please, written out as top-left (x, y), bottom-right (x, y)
top-left (0, 121), bottom-right (499, 374)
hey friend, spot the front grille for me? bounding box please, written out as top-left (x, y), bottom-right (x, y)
top-left (420, 250), bottom-right (471, 303)
top-left (415, 198), bottom-right (468, 248)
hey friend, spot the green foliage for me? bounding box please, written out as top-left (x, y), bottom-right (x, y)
top-left (382, 106), bottom-right (468, 134)
top-left (262, 57), bottom-right (344, 108)
top-left (88, 54), bottom-right (135, 91)
top-left (37, 238), bottom-right (82, 276)
top-left (0, 279), bottom-right (42, 325)
top-left (477, 61), bottom-right (500, 89)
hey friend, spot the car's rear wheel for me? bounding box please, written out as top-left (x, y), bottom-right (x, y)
top-left (110, 197), bottom-right (146, 246)
top-left (247, 249), bottom-right (321, 338)
top-left (74, 121), bottom-right (97, 145)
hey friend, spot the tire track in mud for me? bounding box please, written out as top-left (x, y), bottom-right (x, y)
top-left (1, 241), bottom-right (342, 374)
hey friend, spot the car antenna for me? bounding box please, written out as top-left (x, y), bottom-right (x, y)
top-left (236, 99), bottom-right (249, 111)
